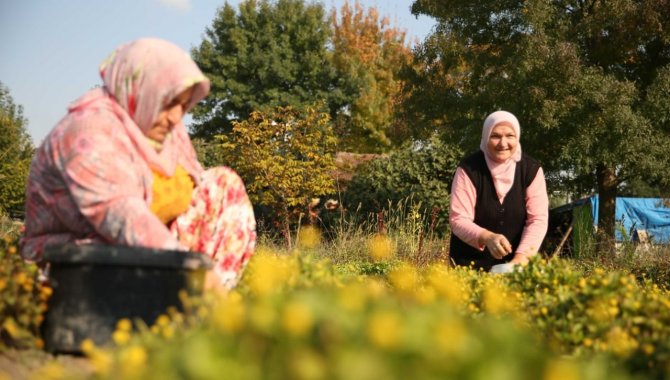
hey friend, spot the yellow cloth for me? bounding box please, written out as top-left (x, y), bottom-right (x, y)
top-left (150, 165), bottom-right (195, 224)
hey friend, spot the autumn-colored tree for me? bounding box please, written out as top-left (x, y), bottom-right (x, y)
top-left (218, 105), bottom-right (337, 246)
top-left (331, 1), bottom-right (413, 152)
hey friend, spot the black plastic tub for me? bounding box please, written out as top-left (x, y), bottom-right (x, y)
top-left (41, 243), bottom-right (212, 354)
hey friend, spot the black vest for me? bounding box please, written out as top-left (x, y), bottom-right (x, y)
top-left (449, 151), bottom-right (541, 271)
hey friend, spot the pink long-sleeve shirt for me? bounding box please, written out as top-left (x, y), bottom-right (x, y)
top-left (449, 166), bottom-right (549, 257)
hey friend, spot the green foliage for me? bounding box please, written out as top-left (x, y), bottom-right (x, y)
top-left (344, 134), bottom-right (462, 233)
top-left (190, 138), bottom-right (224, 170)
top-left (0, 82), bottom-right (34, 217)
top-left (81, 252), bottom-right (641, 380)
top-left (409, 0), bottom-right (670, 239)
top-left (508, 257), bottom-right (670, 379)
top-left (190, 0), bottom-right (347, 139)
top-left (217, 105), bottom-right (337, 237)
top-left (643, 64), bottom-right (670, 135)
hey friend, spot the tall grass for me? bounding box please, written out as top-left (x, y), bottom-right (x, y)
top-left (264, 197), bottom-right (450, 268)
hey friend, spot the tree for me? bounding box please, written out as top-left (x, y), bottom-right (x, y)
top-left (331, 1), bottom-right (413, 152)
top-left (190, 0), bottom-right (347, 139)
top-left (409, 0), bottom-right (670, 247)
top-left (217, 105), bottom-right (337, 247)
top-left (0, 82), bottom-right (33, 218)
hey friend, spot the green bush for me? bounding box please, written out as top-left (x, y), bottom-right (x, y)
top-left (343, 134), bottom-right (462, 235)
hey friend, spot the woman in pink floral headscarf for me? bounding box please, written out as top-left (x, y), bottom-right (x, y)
top-left (22, 38), bottom-right (256, 290)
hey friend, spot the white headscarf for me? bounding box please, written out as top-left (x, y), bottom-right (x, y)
top-left (479, 110), bottom-right (522, 199)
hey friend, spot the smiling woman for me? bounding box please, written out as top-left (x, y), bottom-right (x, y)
top-left (448, 111), bottom-right (549, 272)
top-left (21, 38), bottom-right (256, 290)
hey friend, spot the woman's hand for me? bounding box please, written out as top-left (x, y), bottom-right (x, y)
top-left (203, 270), bottom-right (227, 294)
top-left (509, 253), bottom-right (530, 265)
top-left (480, 231), bottom-right (512, 259)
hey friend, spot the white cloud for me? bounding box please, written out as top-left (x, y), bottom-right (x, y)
top-left (156, 0), bottom-right (191, 12)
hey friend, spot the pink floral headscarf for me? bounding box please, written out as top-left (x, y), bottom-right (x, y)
top-left (70, 37), bottom-right (210, 177)
top-left (479, 110), bottom-right (522, 199)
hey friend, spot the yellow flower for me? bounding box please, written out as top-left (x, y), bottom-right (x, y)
top-left (212, 291), bottom-right (246, 333)
top-left (119, 345), bottom-right (148, 378)
top-left (81, 339), bottom-right (112, 376)
top-left (606, 326), bottom-right (638, 358)
top-left (368, 234), bottom-right (394, 261)
top-left (338, 282), bottom-right (367, 312)
top-left (297, 226), bottom-right (322, 249)
top-left (643, 344), bottom-right (655, 355)
top-left (250, 302), bottom-right (276, 331)
top-left (282, 300), bottom-right (314, 337)
top-left (365, 278), bottom-right (387, 300)
top-left (587, 298), bottom-right (616, 323)
top-left (426, 265), bottom-right (465, 306)
top-left (388, 263), bottom-right (418, 294)
top-left (155, 314), bottom-right (170, 328)
top-left (161, 325), bottom-right (175, 340)
top-left (247, 254), bottom-right (298, 297)
top-left (290, 349), bottom-right (326, 380)
top-left (483, 281), bottom-right (517, 315)
top-left (22, 281), bottom-right (34, 293)
top-left (14, 272), bottom-right (27, 286)
top-left (367, 311), bottom-right (401, 349)
top-left (414, 286), bottom-right (437, 305)
top-left (112, 330), bottom-right (131, 346)
top-left (2, 318), bottom-right (19, 338)
top-left (543, 359), bottom-right (581, 380)
top-left (116, 318), bottom-right (132, 332)
top-left (80, 339), bottom-right (96, 354)
top-left (40, 286), bottom-right (53, 300)
top-left (434, 318), bottom-right (467, 355)
top-left (89, 351), bottom-right (113, 376)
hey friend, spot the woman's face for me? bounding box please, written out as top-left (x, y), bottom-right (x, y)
top-left (145, 87), bottom-right (194, 143)
top-left (486, 122), bottom-right (518, 163)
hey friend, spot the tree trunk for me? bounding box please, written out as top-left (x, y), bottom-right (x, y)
top-left (596, 163), bottom-right (617, 253)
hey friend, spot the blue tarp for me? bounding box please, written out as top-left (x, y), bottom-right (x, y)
top-left (588, 196), bottom-right (670, 243)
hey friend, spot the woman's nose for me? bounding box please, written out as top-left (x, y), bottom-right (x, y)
top-left (167, 104), bottom-right (184, 125)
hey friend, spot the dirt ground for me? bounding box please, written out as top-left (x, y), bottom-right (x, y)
top-left (0, 348), bottom-right (92, 379)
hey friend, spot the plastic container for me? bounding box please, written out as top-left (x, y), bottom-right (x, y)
top-left (41, 243), bottom-right (212, 354)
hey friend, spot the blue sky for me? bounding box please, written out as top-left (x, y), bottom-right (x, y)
top-left (0, 0), bottom-right (436, 144)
